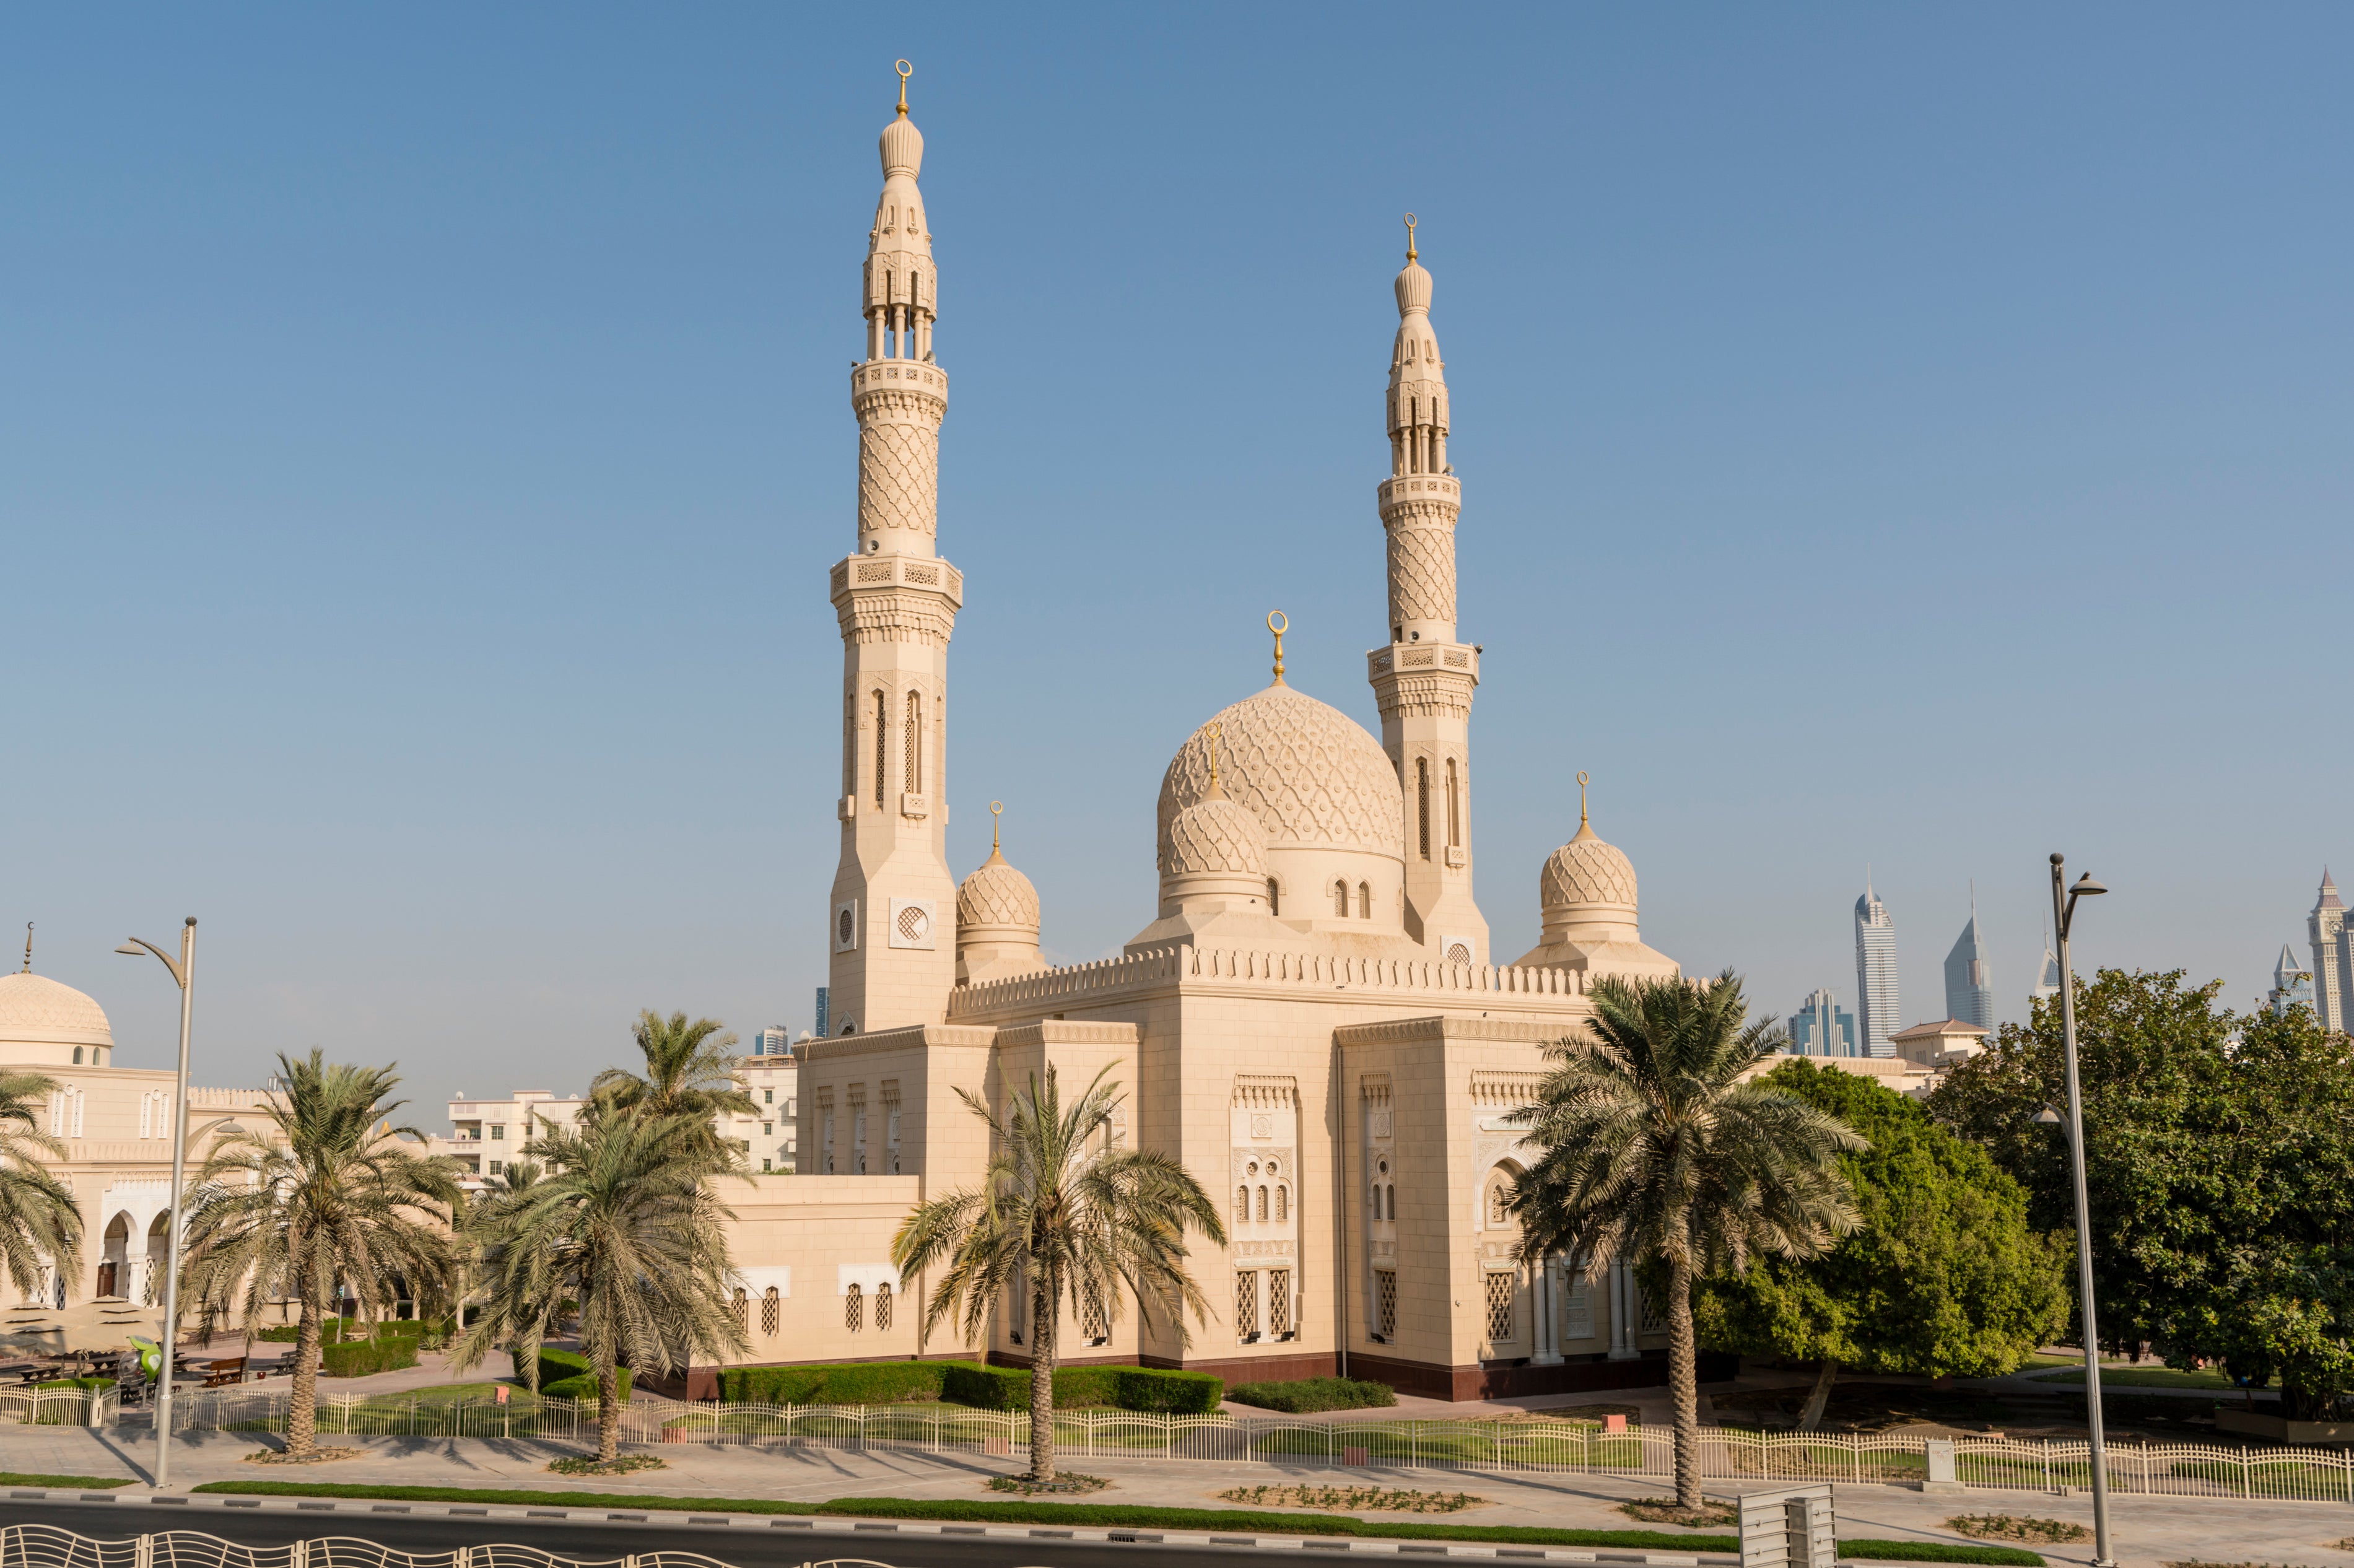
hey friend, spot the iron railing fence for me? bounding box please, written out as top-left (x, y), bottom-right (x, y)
top-left (139, 1391), bottom-right (2354, 1504)
top-left (0, 1524), bottom-right (754, 1568)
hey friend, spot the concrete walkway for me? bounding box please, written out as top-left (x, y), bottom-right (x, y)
top-left (5, 1422), bottom-right (2353, 1566)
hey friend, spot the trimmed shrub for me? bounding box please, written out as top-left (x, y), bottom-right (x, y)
top-left (715, 1359), bottom-right (958, 1406)
top-left (34, 1377), bottom-right (113, 1392)
top-left (320, 1338), bottom-right (418, 1378)
top-left (1104, 1367), bottom-right (1223, 1414)
top-left (940, 1362), bottom-right (1223, 1413)
top-left (536, 1348), bottom-right (630, 1402)
top-left (1227, 1376), bottom-right (1397, 1413)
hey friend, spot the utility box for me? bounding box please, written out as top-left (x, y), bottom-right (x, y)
top-left (1738, 1482), bottom-right (1836, 1568)
top-left (1922, 1437), bottom-right (1964, 1493)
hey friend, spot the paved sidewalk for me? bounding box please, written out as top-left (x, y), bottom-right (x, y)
top-left (4, 1425), bottom-right (2353, 1566)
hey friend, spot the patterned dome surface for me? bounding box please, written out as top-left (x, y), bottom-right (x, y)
top-left (1162, 796), bottom-right (1270, 878)
top-left (957, 851), bottom-right (1039, 930)
top-left (1159, 684), bottom-right (1405, 861)
top-left (1541, 825), bottom-right (1638, 912)
top-left (0, 973), bottom-right (114, 1044)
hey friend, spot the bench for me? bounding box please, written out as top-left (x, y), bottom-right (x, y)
top-left (201, 1357), bottom-right (248, 1388)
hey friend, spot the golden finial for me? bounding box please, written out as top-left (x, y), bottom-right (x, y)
top-left (1404, 212), bottom-right (1417, 263)
top-left (1267, 610), bottom-right (1288, 686)
top-left (1205, 723), bottom-right (1225, 799)
top-left (19, 923), bottom-right (28, 973)
top-left (896, 59), bottom-right (913, 116)
top-left (990, 799), bottom-right (1003, 852)
top-left (1577, 772), bottom-right (1590, 827)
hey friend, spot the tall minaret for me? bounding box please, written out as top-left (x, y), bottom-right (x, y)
top-left (826, 62), bottom-right (961, 1034)
top-left (1367, 217), bottom-right (1488, 963)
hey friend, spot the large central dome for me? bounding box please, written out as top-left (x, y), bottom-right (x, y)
top-left (1159, 684), bottom-right (1404, 862)
top-left (0, 972), bottom-right (113, 1048)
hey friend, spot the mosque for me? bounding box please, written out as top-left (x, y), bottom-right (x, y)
top-left (708, 70), bottom-right (1694, 1402)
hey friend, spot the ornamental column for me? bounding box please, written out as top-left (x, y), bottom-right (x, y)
top-left (826, 64), bottom-right (960, 1033)
top-left (1367, 218), bottom-right (1488, 964)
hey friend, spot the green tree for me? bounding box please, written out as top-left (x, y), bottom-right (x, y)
top-left (1511, 972), bottom-right (1860, 1512)
top-left (893, 1065), bottom-right (1226, 1483)
top-left (588, 1011), bottom-right (754, 1164)
top-left (0, 1069), bottom-right (82, 1302)
top-left (180, 1051), bottom-right (460, 1457)
top-left (450, 1111), bottom-right (748, 1464)
top-left (1693, 1060), bottom-right (2070, 1427)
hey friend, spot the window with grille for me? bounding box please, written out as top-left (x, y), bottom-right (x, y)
top-left (1236, 1185), bottom-right (1249, 1224)
top-left (876, 1283), bottom-right (892, 1331)
top-left (1081, 1288), bottom-right (1108, 1344)
top-left (1484, 1271), bottom-right (1515, 1342)
top-left (1416, 759), bottom-right (1430, 858)
top-left (1639, 1288), bottom-right (1668, 1335)
top-left (1374, 1268), bottom-right (1397, 1339)
top-left (1235, 1271), bottom-right (1259, 1338)
top-left (845, 1284), bottom-right (863, 1331)
top-left (873, 692), bottom-right (887, 808)
top-left (1489, 1181), bottom-right (1511, 1226)
top-left (761, 1286), bottom-right (780, 1336)
top-left (1274, 1185), bottom-right (1288, 1224)
top-left (1269, 1270), bottom-right (1292, 1338)
top-left (1333, 881), bottom-right (1348, 916)
top-left (1446, 759), bottom-right (1460, 848)
top-left (732, 1287), bottom-right (749, 1336)
top-left (1257, 1186), bottom-right (1268, 1223)
top-left (904, 690), bottom-right (922, 793)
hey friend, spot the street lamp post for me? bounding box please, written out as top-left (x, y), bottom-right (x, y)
top-left (116, 918), bottom-right (196, 1489)
top-left (2048, 855), bottom-right (2112, 1568)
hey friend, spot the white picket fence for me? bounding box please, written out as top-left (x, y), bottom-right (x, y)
top-left (150, 1390), bottom-right (2354, 1503)
top-left (0, 1523), bottom-right (752, 1568)
top-left (0, 1386), bottom-right (117, 1429)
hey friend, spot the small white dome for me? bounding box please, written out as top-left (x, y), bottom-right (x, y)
top-left (1541, 819), bottom-right (1637, 915)
top-left (1395, 257), bottom-right (1432, 315)
top-left (957, 848), bottom-right (1039, 932)
top-left (0, 972), bottom-right (115, 1048)
top-left (880, 111), bottom-right (924, 179)
top-left (1163, 796), bottom-right (1270, 879)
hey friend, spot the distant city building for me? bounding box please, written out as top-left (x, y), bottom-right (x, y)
top-left (1854, 880), bottom-right (1899, 1058)
top-left (813, 986), bottom-right (829, 1041)
top-left (1943, 900), bottom-right (1995, 1030)
top-left (2311, 871), bottom-right (2349, 1034)
top-left (2032, 920), bottom-right (2060, 1009)
top-left (752, 1026), bottom-right (791, 1056)
top-left (1890, 1017), bottom-right (1989, 1073)
top-left (1788, 988), bottom-right (1857, 1056)
top-left (2273, 944), bottom-right (2316, 1017)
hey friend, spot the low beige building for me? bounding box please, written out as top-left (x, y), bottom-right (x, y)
top-left (1888, 1017), bottom-right (1991, 1073)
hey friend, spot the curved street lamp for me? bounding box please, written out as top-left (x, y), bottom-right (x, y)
top-left (2047, 856), bottom-right (2112, 1568)
top-left (116, 918), bottom-right (195, 1488)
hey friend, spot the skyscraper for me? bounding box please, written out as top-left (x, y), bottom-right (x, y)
top-left (1944, 895), bottom-right (1995, 1030)
top-left (2272, 945), bottom-right (2316, 1017)
top-left (2313, 871), bottom-right (2348, 1035)
top-left (1788, 988), bottom-right (1857, 1056)
top-left (1854, 879), bottom-right (1899, 1058)
top-left (2032, 918), bottom-right (2060, 1008)
top-left (752, 1027), bottom-right (791, 1056)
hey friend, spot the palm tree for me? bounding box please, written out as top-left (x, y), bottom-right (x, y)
top-left (179, 1051), bottom-right (460, 1457)
top-left (0, 1069), bottom-right (82, 1303)
top-left (449, 1111), bottom-right (748, 1466)
top-left (588, 1011), bottom-right (754, 1162)
top-left (1511, 972), bottom-right (1862, 1512)
top-left (893, 1065), bottom-right (1226, 1483)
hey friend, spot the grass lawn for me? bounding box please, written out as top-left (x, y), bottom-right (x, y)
top-left (0, 1473), bottom-right (134, 1489)
top-left (2029, 1367), bottom-right (2249, 1390)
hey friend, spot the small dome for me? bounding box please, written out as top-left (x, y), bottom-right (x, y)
top-left (1395, 258), bottom-right (1432, 316)
top-left (1163, 795), bottom-right (1270, 879)
top-left (880, 111), bottom-right (924, 180)
top-left (1159, 684), bottom-right (1404, 863)
top-left (0, 972), bottom-right (115, 1047)
top-left (1541, 819), bottom-right (1637, 914)
top-left (958, 847), bottom-right (1039, 931)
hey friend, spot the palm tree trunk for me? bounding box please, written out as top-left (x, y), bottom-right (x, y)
top-left (1795, 1358), bottom-right (1839, 1432)
top-left (1027, 1290), bottom-right (1057, 1481)
top-left (288, 1304), bottom-right (323, 1457)
top-left (1667, 1256), bottom-right (1701, 1513)
top-left (596, 1356), bottom-right (621, 1465)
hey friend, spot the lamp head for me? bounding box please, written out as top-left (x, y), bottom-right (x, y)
top-left (2033, 1105), bottom-right (2063, 1126)
top-left (115, 942), bottom-right (144, 957)
top-left (2072, 874), bottom-right (2107, 897)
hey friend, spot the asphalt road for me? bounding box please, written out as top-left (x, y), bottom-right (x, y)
top-left (0, 1502), bottom-right (1298, 1568)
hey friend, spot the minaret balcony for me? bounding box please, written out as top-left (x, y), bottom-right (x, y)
top-left (1377, 474), bottom-right (1462, 507)
top-left (1369, 642), bottom-right (1478, 680)
top-left (829, 552), bottom-right (965, 606)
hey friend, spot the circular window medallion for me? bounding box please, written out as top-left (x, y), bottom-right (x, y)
top-left (897, 904), bottom-right (930, 943)
top-left (838, 909), bottom-right (854, 945)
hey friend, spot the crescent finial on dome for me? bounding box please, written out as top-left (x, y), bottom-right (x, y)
top-left (896, 58), bottom-right (912, 116)
top-left (1572, 770), bottom-right (1597, 842)
top-left (1268, 610), bottom-right (1288, 687)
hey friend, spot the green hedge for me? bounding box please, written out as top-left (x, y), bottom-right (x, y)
top-left (34, 1377), bottom-right (112, 1392)
top-left (1226, 1376), bottom-right (1396, 1413)
top-left (715, 1360), bottom-right (956, 1406)
top-left (940, 1362), bottom-right (1223, 1414)
top-left (320, 1338), bottom-right (418, 1378)
top-left (1837, 1544), bottom-right (2044, 1566)
top-left (536, 1348), bottom-right (630, 1402)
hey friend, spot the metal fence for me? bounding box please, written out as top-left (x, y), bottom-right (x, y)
top-left (149, 1390), bottom-right (2354, 1503)
top-left (0, 1524), bottom-right (762, 1568)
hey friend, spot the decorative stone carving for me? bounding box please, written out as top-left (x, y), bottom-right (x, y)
top-left (1159, 686), bottom-right (1405, 858)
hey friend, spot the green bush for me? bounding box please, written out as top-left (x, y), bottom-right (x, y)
top-left (939, 1362), bottom-right (1223, 1413)
top-left (1226, 1376), bottom-right (1397, 1414)
top-left (1836, 1543), bottom-right (2044, 1566)
top-left (320, 1338), bottom-right (418, 1378)
top-left (535, 1348), bottom-right (630, 1402)
top-left (715, 1359), bottom-right (957, 1405)
top-left (33, 1377), bottom-right (113, 1392)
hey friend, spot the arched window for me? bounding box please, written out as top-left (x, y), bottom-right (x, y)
top-left (1416, 759), bottom-right (1431, 859)
top-left (731, 1287), bottom-right (749, 1336)
top-left (1446, 759), bottom-right (1460, 848)
top-left (876, 1282), bottom-right (893, 1331)
top-left (71, 1048), bottom-right (81, 1065)
top-left (1358, 882), bottom-right (1371, 918)
top-left (904, 690), bottom-right (922, 795)
top-left (1237, 1186), bottom-right (1250, 1223)
top-left (1371, 1181), bottom-right (1382, 1214)
top-left (1386, 1183), bottom-right (1396, 1220)
top-left (761, 1286), bottom-right (780, 1336)
top-left (873, 692), bottom-right (887, 808)
top-left (1333, 881), bottom-right (1348, 917)
top-left (1274, 1186), bottom-right (1288, 1223)
top-left (1257, 1186), bottom-right (1268, 1223)
top-left (1266, 879), bottom-right (1280, 915)
top-left (845, 1283), bottom-right (863, 1332)
top-left (1488, 1180), bottom-right (1513, 1226)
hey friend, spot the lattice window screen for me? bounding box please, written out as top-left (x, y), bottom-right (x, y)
top-left (1234, 1271), bottom-right (1258, 1338)
top-left (1639, 1287), bottom-right (1668, 1335)
top-left (1268, 1270), bottom-right (1292, 1337)
top-left (1081, 1288), bottom-right (1108, 1343)
top-left (1374, 1269), bottom-right (1398, 1339)
top-left (876, 1283), bottom-right (892, 1331)
top-left (731, 1288), bottom-right (749, 1337)
top-left (845, 1284), bottom-right (863, 1332)
top-left (761, 1287), bottom-right (780, 1336)
top-left (1484, 1271), bottom-right (1515, 1342)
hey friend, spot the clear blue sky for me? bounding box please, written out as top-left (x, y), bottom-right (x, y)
top-left (6, 4), bottom-right (2348, 1113)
